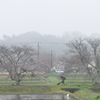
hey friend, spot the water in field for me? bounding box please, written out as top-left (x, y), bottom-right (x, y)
top-left (0, 94), bottom-right (76, 100)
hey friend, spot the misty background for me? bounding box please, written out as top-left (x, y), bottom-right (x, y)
top-left (0, 0), bottom-right (100, 56)
top-left (1, 31), bottom-right (100, 57)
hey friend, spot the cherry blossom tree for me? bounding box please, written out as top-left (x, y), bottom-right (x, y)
top-left (66, 38), bottom-right (100, 84)
top-left (0, 45), bottom-right (36, 85)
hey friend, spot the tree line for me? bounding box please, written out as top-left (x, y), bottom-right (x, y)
top-left (0, 37), bottom-right (100, 85)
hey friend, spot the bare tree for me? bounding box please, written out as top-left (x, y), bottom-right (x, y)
top-left (0, 45), bottom-right (36, 85)
top-left (38, 53), bottom-right (51, 73)
top-left (66, 38), bottom-right (100, 84)
top-left (63, 55), bottom-right (83, 73)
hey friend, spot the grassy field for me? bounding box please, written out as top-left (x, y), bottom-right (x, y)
top-left (0, 73), bottom-right (100, 100)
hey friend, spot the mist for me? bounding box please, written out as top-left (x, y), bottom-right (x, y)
top-left (0, 0), bottom-right (100, 39)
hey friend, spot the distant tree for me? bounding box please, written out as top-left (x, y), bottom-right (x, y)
top-left (0, 45), bottom-right (36, 85)
top-left (62, 55), bottom-right (83, 73)
top-left (3, 35), bottom-right (10, 40)
top-left (38, 53), bottom-right (55, 73)
top-left (66, 38), bottom-right (100, 84)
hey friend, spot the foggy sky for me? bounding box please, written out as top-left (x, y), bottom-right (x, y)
top-left (0, 0), bottom-right (100, 39)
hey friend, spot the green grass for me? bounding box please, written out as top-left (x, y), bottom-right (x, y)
top-left (73, 87), bottom-right (100, 100)
top-left (0, 84), bottom-right (99, 100)
top-left (0, 86), bottom-right (51, 94)
top-left (0, 73), bottom-right (99, 100)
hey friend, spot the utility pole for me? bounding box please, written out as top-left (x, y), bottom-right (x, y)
top-left (37, 42), bottom-right (40, 75)
top-left (51, 50), bottom-right (53, 68)
top-left (38, 42), bottom-right (39, 60)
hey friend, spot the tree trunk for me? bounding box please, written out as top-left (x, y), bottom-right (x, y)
top-left (16, 80), bottom-right (21, 85)
top-left (92, 76), bottom-right (100, 84)
top-left (92, 78), bottom-right (97, 84)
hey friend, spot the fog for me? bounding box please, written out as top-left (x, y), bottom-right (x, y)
top-left (0, 0), bottom-right (100, 39)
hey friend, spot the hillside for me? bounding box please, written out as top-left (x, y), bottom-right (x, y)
top-left (0, 31), bottom-right (88, 56)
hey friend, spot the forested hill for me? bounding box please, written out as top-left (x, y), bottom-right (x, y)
top-left (0, 31), bottom-right (88, 56)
